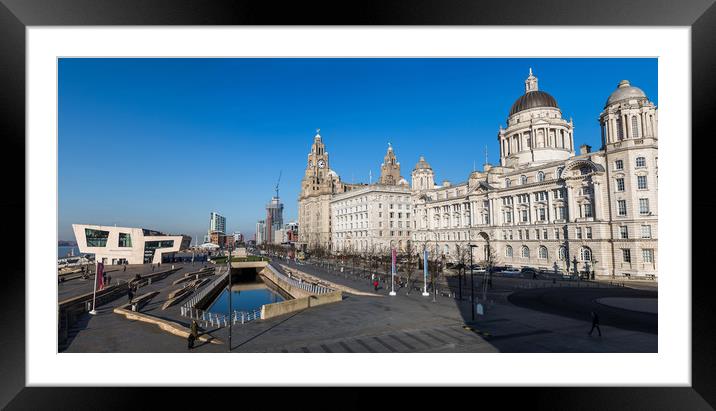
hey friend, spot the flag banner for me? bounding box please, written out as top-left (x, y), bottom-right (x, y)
top-left (96, 262), bottom-right (104, 290)
top-left (424, 250), bottom-right (428, 273)
top-left (391, 248), bottom-right (396, 274)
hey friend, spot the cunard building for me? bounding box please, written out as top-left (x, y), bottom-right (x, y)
top-left (411, 70), bottom-right (658, 279)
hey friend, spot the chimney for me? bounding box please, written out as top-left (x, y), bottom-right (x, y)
top-left (580, 144), bottom-right (592, 155)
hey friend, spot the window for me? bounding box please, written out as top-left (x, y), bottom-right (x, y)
top-left (505, 179), bottom-right (511, 188)
top-left (509, 231), bottom-right (513, 240)
top-left (639, 198), bottom-right (650, 214)
top-left (553, 189), bottom-right (564, 199)
top-left (525, 230), bottom-right (530, 240)
top-left (622, 248), bottom-right (632, 263)
top-left (617, 200), bottom-right (627, 216)
top-left (641, 225), bottom-right (652, 238)
top-left (521, 246), bottom-right (530, 258)
top-left (636, 156), bottom-right (646, 168)
top-left (580, 247), bottom-right (592, 261)
top-left (554, 229), bottom-right (560, 240)
top-left (576, 227), bottom-right (582, 239)
top-left (536, 229), bottom-right (540, 240)
top-left (521, 175), bottom-right (528, 185)
top-left (543, 229), bottom-right (548, 239)
top-left (558, 246), bottom-right (567, 260)
top-left (85, 228), bottom-right (110, 247)
top-left (390, 212), bottom-right (394, 218)
top-left (620, 226), bottom-right (629, 239)
top-left (616, 178), bottom-right (625, 192)
top-left (637, 175), bottom-right (648, 190)
top-left (535, 191), bottom-right (547, 202)
top-left (518, 230), bottom-right (523, 240)
top-left (643, 249), bottom-right (654, 263)
top-left (631, 116), bottom-right (639, 138)
top-left (505, 245), bottom-right (513, 257)
top-left (615, 160), bottom-right (624, 170)
top-left (586, 227), bottom-right (592, 239)
top-left (584, 203), bottom-right (593, 218)
top-left (537, 171), bottom-right (545, 182)
top-left (539, 246), bottom-right (548, 259)
top-left (521, 209), bottom-right (528, 222)
top-left (580, 166), bottom-right (590, 175)
top-left (538, 208), bottom-right (546, 221)
top-left (118, 233), bottom-right (132, 247)
top-left (616, 118), bottom-right (624, 140)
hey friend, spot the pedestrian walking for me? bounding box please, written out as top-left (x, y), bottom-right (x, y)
top-left (188, 320), bottom-right (199, 349)
top-left (588, 311), bottom-right (602, 337)
top-left (152, 264), bottom-right (155, 272)
top-left (127, 284), bottom-right (134, 304)
top-left (106, 275), bottom-right (111, 286)
top-left (373, 279), bottom-right (379, 292)
top-left (123, 265), bottom-right (127, 272)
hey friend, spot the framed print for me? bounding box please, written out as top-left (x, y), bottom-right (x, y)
top-left (1, 0), bottom-right (714, 409)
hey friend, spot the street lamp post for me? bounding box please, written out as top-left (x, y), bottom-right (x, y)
top-left (389, 245), bottom-right (397, 296)
top-left (469, 244), bottom-right (477, 321)
top-left (422, 246), bottom-right (429, 296)
top-left (227, 245), bottom-right (232, 352)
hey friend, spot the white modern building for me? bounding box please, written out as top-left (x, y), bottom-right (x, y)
top-left (72, 224), bottom-right (191, 265)
top-left (209, 212), bottom-right (226, 234)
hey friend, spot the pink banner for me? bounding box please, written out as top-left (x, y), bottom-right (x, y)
top-left (96, 262), bottom-right (104, 290)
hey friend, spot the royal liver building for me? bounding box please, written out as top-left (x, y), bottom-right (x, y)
top-left (298, 70), bottom-right (657, 279)
top-left (412, 70), bottom-right (657, 279)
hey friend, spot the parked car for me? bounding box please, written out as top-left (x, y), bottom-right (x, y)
top-left (500, 267), bottom-right (521, 276)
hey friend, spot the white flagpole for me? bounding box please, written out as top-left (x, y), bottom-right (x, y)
top-left (89, 261), bottom-right (98, 315)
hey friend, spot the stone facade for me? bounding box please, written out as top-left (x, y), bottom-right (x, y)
top-left (297, 130), bottom-right (363, 251)
top-left (411, 72), bottom-right (657, 279)
top-left (297, 71), bottom-right (658, 279)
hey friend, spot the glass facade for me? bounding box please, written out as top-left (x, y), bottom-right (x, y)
top-left (143, 240), bottom-right (175, 263)
top-left (85, 228), bottom-right (109, 247)
top-left (118, 233), bottom-right (132, 247)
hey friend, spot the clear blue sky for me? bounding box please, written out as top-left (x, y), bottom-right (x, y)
top-left (58, 58), bottom-right (657, 241)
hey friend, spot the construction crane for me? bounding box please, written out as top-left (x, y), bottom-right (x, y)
top-left (275, 170), bottom-right (282, 201)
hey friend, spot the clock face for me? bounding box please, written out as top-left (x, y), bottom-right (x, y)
top-left (318, 160), bottom-right (325, 169)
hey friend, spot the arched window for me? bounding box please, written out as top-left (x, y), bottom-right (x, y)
top-left (505, 179), bottom-right (511, 188)
top-left (521, 175), bottom-right (528, 185)
top-left (539, 246), bottom-right (548, 259)
top-left (556, 167), bottom-right (564, 180)
top-left (580, 246), bottom-right (592, 261)
top-left (631, 116), bottom-right (639, 138)
top-left (616, 118), bottom-right (624, 140)
top-left (521, 245), bottom-right (530, 258)
top-left (558, 246), bottom-right (567, 261)
top-left (537, 171), bottom-right (545, 182)
top-left (505, 245), bottom-right (513, 257)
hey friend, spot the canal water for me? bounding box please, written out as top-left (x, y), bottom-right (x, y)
top-left (207, 282), bottom-right (284, 315)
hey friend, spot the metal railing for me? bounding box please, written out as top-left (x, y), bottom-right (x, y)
top-left (270, 264), bottom-right (333, 295)
top-left (183, 269), bottom-right (228, 309)
top-left (179, 306), bottom-right (263, 328)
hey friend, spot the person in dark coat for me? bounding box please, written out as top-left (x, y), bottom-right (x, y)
top-left (127, 284), bottom-right (134, 304)
top-left (188, 320), bottom-right (199, 349)
top-left (588, 311), bottom-right (602, 337)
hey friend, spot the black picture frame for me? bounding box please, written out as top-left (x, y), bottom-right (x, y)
top-left (1, 0), bottom-right (713, 409)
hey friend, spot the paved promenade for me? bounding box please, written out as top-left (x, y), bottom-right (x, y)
top-left (61, 257), bottom-right (657, 353)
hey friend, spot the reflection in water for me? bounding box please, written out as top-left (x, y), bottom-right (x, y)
top-left (207, 283), bottom-right (284, 315)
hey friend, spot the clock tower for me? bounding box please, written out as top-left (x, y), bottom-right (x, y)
top-left (301, 129), bottom-right (335, 196)
top-left (298, 130), bottom-right (344, 252)
top-left (379, 143), bottom-right (401, 185)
